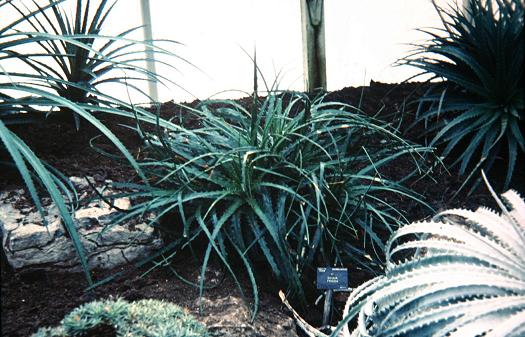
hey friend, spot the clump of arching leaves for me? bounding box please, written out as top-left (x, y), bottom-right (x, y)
top-left (106, 70), bottom-right (433, 316)
top-left (31, 298), bottom-right (208, 337)
top-left (401, 0), bottom-right (524, 191)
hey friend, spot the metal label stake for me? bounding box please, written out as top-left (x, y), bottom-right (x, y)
top-left (317, 267), bottom-right (348, 330)
top-left (322, 288), bottom-right (333, 328)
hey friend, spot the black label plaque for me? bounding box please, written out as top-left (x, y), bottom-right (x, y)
top-left (317, 267), bottom-right (348, 290)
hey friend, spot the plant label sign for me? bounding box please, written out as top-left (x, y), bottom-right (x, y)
top-left (317, 267), bottom-right (348, 290)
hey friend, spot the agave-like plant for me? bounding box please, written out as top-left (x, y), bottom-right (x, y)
top-left (332, 175), bottom-right (525, 337)
top-left (0, 0), bottom-right (186, 178)
top-left (401, 0), bottom-right (524, 190)
top-left (0, 0), bottom-right (181, 125)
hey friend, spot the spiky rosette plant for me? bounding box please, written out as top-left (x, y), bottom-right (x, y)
top-left (401, 0), bottom-right (524, 190)
top-left (0, 0), bottom-right (182, 125)
top-left (333, 177), bottom-right (525, 337)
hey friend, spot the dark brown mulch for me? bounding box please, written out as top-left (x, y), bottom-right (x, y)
top-left (1, 81), bottom-right (524, 337)
top-left (0, 253), bottom-right (264, 337)
top-left (83, 323), bottom-right (116, 337)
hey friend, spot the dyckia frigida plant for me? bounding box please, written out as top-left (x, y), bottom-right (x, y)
top-left (107, 80), bottom-right (432, 313)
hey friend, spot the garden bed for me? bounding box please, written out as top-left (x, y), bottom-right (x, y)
top-left (1, 81), bottom-right (523, 337)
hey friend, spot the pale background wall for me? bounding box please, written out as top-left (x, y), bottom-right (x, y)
top-left (125, 0), bottom-right (450, 102)
top-left (3, 0), bottom-right (453, 103)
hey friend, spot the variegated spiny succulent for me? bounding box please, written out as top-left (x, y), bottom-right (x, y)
top-left (336, 184), bottom-right (525, 337)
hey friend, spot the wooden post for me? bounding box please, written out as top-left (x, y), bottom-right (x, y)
top-left (300, 0), bottom-right (327, 93)
top-left (140, 0), bottom-right (159, 103)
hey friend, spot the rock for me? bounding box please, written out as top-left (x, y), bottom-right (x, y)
top-left (74, 197), bottom-right (131, 221)
top-left (0, 203), bottom-right (23, 232)
top-left (69, 176), bottom-right (96, 190)
top-left (193, 295), bottom-right (298, 337)
top-left (0, 185), bottom-right (161, 272)
top-left (6, 219), bottom-right (63, 253)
